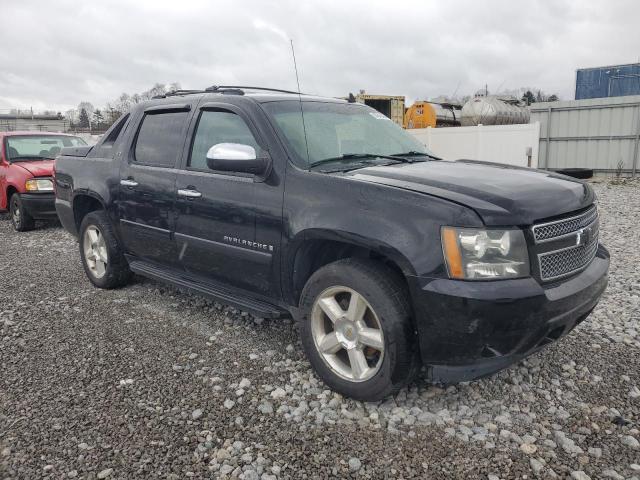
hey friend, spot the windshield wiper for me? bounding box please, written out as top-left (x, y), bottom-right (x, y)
top-left (309, 153), bottom-right (415, 169)
top-left (10, 155), bottom-right (54, 161)
top-left (391, 150), bottom-right (440, 160)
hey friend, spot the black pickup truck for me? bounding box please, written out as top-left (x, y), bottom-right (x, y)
top-left (54, 86), bottom-right (609, 401)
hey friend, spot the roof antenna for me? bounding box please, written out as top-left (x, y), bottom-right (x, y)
top-left (290, 38), bottom-right (310, 165)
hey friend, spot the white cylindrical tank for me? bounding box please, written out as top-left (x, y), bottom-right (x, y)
top-left (461, 96), bottom-right (530, 126)
top-left (433, 104), bottom-right (462, 126)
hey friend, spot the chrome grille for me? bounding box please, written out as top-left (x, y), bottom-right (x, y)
top-left (532, 205), bottom-right (598, 243)
top-left (538, 230), bottom-right (599, 281)
top-left (532, 205), bottom-right (600, 281)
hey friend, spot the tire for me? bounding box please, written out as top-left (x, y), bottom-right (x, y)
top-left (79, 210), bottom-right (132, 289)
top-left (556, 168), bottom-right (593, 179)
top-left (298, 258), bottom-right (419, 401)
top-left (10, 193), bottom-right (35, 232)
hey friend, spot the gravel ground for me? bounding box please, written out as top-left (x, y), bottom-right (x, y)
top-left (1, 180), bottom-right (639, 479)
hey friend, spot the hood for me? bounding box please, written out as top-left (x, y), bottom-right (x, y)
top-left (13, 160), bottom-right (55, 177)
top-left (348, 160), bottom-right (594, 225)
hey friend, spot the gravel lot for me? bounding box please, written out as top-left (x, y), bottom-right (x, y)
top-left (1, 180), bottom-right (639, 479)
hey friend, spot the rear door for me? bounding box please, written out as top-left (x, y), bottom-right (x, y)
top-left (173, 102), bottom-right (278, 295)
top-left (118, 103), bottom-right (193, 267)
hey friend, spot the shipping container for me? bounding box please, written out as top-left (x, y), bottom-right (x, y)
top-left (354, 93), bottom-right (405, 126)
top-left (576, 63), bottom-right (640, 100)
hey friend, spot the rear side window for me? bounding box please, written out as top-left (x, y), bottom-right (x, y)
top-left (102, 113), bottom-right (130, 146)
top-left (189, 110), bottom-right (259, 170)
top-left (134, 111), bottom-right (188, 167)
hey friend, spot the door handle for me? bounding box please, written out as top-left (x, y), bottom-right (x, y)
top-left (120, 179), bottom-right (139, 187)
top-left (177, 189), bottom-right (202, 198)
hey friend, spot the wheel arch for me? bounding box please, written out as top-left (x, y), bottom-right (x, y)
top-left (72, 192), bottom-right (106, 231)
top-left (5, 184), bottom-right (18, 205)
top-left (285, 228), bottom-right (415, 307)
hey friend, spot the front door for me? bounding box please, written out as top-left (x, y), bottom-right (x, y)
top-left (174, 104), bottom-right (276, 294)
top-left (118, 105), bottom-right (192, 266)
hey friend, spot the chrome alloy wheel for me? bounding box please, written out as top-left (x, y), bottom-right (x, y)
top-left (310, 286), bottom-right (385, 382)
top-left (83, 225), bottom-right (108, 279)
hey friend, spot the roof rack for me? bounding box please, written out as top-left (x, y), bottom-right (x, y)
top-left (152, 85), bottom-right (304, 99)
top-left (152, 89), bottom-right (206, 99)
top-left (205, 85), bottom-right (303, 95)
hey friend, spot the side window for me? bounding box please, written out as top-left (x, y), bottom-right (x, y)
top-left (189, 110), bottom-right (259, 170)
top-left (93, 114), bottom-right (130, 157)
top-left (102, 113), bottom-right (130, 146)
top-left (134, 111), bottom-right (188, 167)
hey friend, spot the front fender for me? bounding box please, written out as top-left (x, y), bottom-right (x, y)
top-left (282, 168), bottom-right (482, 301)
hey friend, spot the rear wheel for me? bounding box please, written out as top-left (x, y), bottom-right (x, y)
top-left (79, 211), bottom-right (132, 289)
top-left (10, 194), bottom-right (35, 232)
top-left (298, 258), bottom-right (419, 401)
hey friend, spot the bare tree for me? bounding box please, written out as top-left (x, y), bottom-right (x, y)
top-left (65, 109), bottom-right (78, 125)
top-left (115, 93), bottom-right (132, 113)
top-left (92, 109), bottom-right (105, 129)
top-left (70, 81), bottom-right (183, 131)
top-left (77, 101), bottom-right (95, 118)
top-left (142, 83), bottom-right (167, 100)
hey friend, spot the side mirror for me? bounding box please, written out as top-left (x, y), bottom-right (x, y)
top-left (206, 143), bottom-right (270, 176)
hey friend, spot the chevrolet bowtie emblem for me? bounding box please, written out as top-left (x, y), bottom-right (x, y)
top-left (576, 227), bottom-right (591, 246)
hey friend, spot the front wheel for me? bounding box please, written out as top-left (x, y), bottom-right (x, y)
top-left (10, 194), bottom-right (35, 232)
top-left (298, 258), bottom-right (419, 401)
top-left (79, 211), bottom-right (132, 289)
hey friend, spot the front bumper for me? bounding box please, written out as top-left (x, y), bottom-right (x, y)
top-left (409, 245), bottom-right (610, 383)
top-left (20, 193), bottom-right (57, 219)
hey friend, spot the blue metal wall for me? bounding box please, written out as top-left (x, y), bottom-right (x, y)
top-left (575, 63), bottom-right (640, 100)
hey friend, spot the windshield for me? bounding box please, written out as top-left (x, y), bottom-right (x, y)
top-left (6, 135), bottom-right (86, 161)
top-left (262, 101), bottom-right (434, 169)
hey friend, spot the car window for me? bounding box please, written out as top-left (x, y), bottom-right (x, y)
top-left (134, 111), bottom-right (188, 167)
top-left (6, 135), bottom-right (86, 161)
top-left (102, 113), bottom-right (130, 146)
top-left (189, 110), bottom-right (259, 170)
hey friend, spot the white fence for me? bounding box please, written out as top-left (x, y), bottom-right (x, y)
top-left (408, 122), bottom-right (541, 168)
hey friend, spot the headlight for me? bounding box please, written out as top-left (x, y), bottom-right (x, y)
top-left (25, 178), bottom-right (54, 192)
top-left (441, 227), bottom-right (530, 280)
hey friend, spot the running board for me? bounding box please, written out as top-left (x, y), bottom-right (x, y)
top-left (128, 260), bottom-right (288, 319)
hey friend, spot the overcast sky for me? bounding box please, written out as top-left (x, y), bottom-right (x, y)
top-left (1, 0), bottom-right (639, 112)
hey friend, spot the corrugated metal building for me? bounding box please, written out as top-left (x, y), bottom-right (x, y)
top-left (576, 63), bottom-right (640, 100)
top-left (530, 95), bottom-right (640, 175)
top-left (0, 114), bottom-right (69, 132)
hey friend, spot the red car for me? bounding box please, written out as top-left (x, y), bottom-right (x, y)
top-left (0, 131), bottom-right (87, 231)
